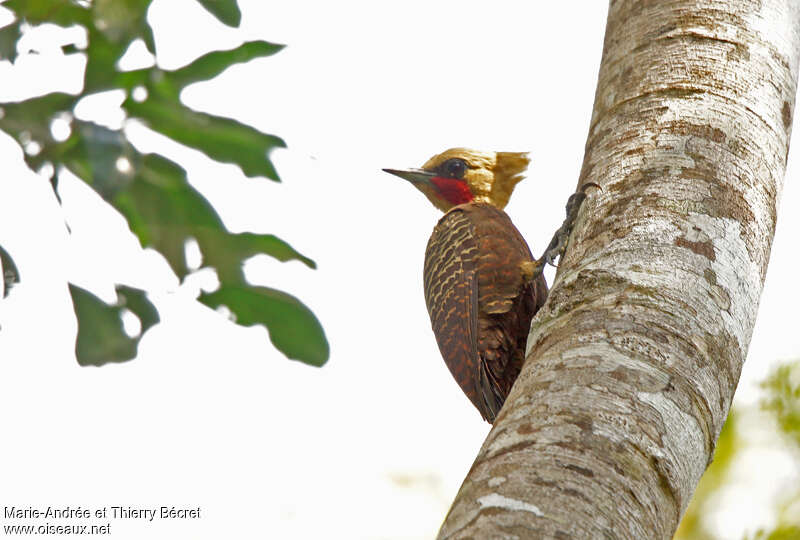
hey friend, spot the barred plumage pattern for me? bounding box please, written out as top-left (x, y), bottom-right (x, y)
top-left (423, 202), bottom-right (547, 423)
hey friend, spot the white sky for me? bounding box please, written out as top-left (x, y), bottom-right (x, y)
top-left (0, 1), bottom-right (798, 539)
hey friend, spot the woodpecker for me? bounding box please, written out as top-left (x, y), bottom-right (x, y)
top-left (385, 148), bottom-right (596, 423)
top-left (384, 148), bottom-right (545, 423)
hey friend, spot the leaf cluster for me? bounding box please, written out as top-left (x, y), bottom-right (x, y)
top-left (0, 0), bottom-right (329, 366)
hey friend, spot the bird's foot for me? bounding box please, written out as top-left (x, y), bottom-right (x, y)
top-left (535, 182), bottom-right (601, 272)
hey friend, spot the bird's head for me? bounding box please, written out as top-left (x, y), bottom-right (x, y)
top-left (383, 148), bottom-right (530, 212)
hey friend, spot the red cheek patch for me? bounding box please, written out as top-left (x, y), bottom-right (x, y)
top-left (431, 177), bottom-right (474, 205)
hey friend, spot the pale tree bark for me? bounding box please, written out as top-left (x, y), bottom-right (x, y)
top-left (438, 1), bottom-right (800, 539)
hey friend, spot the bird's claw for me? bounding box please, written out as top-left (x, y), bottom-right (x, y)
top-left (535, 182), bottom-right (601, 269)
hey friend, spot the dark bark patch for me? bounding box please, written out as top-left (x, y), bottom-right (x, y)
top-left (564, 463), bottom-right (595, 478)
top-left (623, 147), bottom-right (646, 157)
top-left (488, 462), bottom-right (523, 479)
top-left (702, 330), bottom-right (742, 392)
top-left (703, 268), bottom-right (717, 285)
top-left (782, 101), bottom-right (792, 132)
top-left (571, 414), bottom-right (594, 434)
top-left (517, 423), bottom-right (535, 435)
top-left (478, 507), bottom-right (504, 518)
top-left (607, 366), bottom-right (667, 392)
top-left (725, 41), bottom-right (750, 63)
top-left (561, 487), bottom-right (591, 503)
top-left (651, 455), bottom-right (681, 518)
top-left (709, 283), bottom-right (731, 312)
top-left (620, 65), bottom-right (634, 86)
top-left (668, 120), bottom-right (727, 144)
top-left (674, 236), bottom-right (716, 260)
top-left (671, 9), bottom-right (749, 41)
top-left (698, 180), bottom-right (759, 265)
top-left (486, 439), bottom-right (540, 461)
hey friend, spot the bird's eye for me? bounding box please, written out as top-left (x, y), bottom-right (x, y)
top-left (441, 158), bottom-right (467, 179)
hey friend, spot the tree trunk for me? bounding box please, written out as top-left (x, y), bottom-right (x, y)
top-left (438, 1), bottom-right (800, 538)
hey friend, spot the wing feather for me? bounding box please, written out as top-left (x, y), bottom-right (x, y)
top-left (424, 209), bottom-right (484, 416)
top-left (424, 203), bottom-right (547, 423)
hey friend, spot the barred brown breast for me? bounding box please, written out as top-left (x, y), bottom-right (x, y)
top-left (423, 202), bottom-right (547, 423)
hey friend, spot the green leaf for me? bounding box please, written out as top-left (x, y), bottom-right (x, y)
top-left (61, 43), bottom-right (82, 55)
top-left (0, 244), bottom-right (20, 298)
top-left (84, 28), bottom-right (126, 92)
top-left (113, 41), bottom-right (284, 97)
top-left (223, 233), bottom-right (316, 269)
top-left (746, 526), bottom-right (800, 540)
top-left (771, 527), bottom-right (800, 540)
top-left (117, 285), bottom-right (160, 334)
top-left (198, 231), bottom-right (316, 284)
top-left (0, 21), bottom-right (21, 62)
top-left (105, 154), bottom-right (324, 364)
top-left (113, 153), bottom-right (222, 279)
top-left (169, 41), bottom-right (284, 89)
top-left (69, 283), bottom-right (158, 366)
top-left (59, 129), bottom-right (312, 281)
top-left (107, 153), bottom-right (312, 281)
top-left (3, 0), bottom-right (92, 26)
top-left (200, 285), bottom-right (329, 366)
top-left (123, 93), bottom-right (285, 180)
top-left (0, 92), bottom-right (78, 172)
top-left (0, 4), bottom-right (326, 368)
top-left (83, 0), bottom-right (155, 91)
top-left (0, 92), bottom-right (77, 142)
top-left (92, 0), bottom-right (156, 51)
top-left (62, 120), bottom-right (138, 198)
top-left (761, 363), bottom-right (800, 448)
top-left (194, 0), bottom-right (241, 27)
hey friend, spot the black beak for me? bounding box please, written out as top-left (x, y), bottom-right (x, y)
top-left (382, 168), bottom-right (436, 185)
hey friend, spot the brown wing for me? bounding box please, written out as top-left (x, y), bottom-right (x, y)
top-left (423, 209), bottom-right (482, 416)
top-left (471, 204), bottom-right (547, 421)
top-left (424, 203), bottom-right (548, 422)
